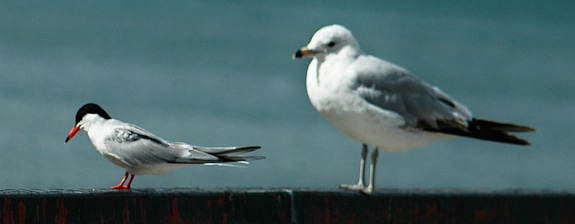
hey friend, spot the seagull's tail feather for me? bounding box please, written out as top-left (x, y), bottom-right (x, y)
top-left (428, 118), bottom-right (535, 145)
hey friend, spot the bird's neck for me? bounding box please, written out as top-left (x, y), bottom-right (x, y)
top-left (329, 46), bottom-right (361, 62)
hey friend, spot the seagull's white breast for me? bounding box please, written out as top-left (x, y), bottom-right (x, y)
top-left (306, 58), bottom-right (452, 151)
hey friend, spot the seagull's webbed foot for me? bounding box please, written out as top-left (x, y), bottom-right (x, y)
top-left (339, 145), bottom-right (379, 195)
top-left (339, 144), bottom-right (368, 191)
top-left (339, 184), bottom-right (374, 195)
top-left (339, 183), bottom-right (366, 190)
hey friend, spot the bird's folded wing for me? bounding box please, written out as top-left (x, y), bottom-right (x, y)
top-left (353, 56), bottom-right (472, 130)
top-left (106, 126), bottom-right (220, 166)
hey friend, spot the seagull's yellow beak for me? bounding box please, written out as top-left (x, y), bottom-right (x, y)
top-left (292, 46), bottom-right (315, 59)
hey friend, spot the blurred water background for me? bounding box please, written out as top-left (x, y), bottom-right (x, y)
top-left (0, 1), bottom-right (573, 189)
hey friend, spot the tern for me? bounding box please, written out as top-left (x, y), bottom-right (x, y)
top-left (293, 24), bottom-right (535, 194)
top-left (65, 103), bottom-right (264, 190)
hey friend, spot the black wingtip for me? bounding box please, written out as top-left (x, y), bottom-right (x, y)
top-left (426, 118), bottom-right (534, 146)
top-left (472, 118), bottom-right (536, 133)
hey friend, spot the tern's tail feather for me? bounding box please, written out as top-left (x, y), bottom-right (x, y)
top-left (194, 146), bottom-right (261, 156)
top-left (428, 118), bottom-right (535, 145)
top-left (170, 145), bottom-right (264, 164)
top-left (218, 155), bottom-right (266, 162)
top-left (196, 145), bottom-right (265, 163)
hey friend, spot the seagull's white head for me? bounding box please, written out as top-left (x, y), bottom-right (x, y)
top-left (293, 24), bottom-right (361, 60)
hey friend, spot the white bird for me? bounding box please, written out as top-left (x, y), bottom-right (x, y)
top-left (293, 24), bottom-right (535, 194)
top-left (65, 103), bottom-right (264, 190)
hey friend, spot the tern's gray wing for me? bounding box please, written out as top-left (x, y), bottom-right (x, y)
top-left (104, 124), bottom-right (220, 167)
top-left (353, 55), bottom-right (472, 130)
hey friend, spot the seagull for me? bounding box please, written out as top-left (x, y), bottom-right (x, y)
top-left (65, 103), bottom-right (264, 190)
top-left (292, 24), bottom-right (535, 194)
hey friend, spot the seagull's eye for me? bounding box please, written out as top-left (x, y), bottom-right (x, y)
top-left (327, 41), bottom-right (336, 47)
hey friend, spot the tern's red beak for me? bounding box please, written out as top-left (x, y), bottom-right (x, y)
top-left (65, 126), bottom-right (80, 143)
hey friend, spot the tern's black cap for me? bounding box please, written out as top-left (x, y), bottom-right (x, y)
top-left (75, 103), bottom-right (112, 124)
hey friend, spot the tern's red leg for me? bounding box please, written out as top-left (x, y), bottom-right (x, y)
top-left (111, 171), bottom-right (130, 189)
top-left (124, 174), bottom-right (135, 189)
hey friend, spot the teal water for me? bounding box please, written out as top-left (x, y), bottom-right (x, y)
top-left (0, 1), bottom-right (573, 189)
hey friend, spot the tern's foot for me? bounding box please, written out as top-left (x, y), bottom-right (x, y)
top-left (110, 185), bottom-right (130, 190)
top-left (339, 184), bottom-right (374, 195)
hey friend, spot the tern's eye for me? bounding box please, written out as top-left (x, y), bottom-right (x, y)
top-left (327, 41), bottom-right (336, 47)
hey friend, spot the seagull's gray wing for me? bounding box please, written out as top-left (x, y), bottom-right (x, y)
top-left (353, 55), bottom-right (472, 130)
top-left (104, 124), bottom-right (220, 167)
